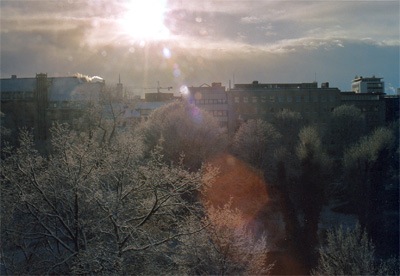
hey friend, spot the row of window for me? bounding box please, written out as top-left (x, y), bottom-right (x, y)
top-left (238, 106), bottom-right (339, 115)
top-left (193, 99), bottom-right (227, 105)
top-left (50, 101), bottom-right (85, 109)
top-left (360, 106), bottom-right (380, 112)
top-left (237, 105), bottom-right (382, 116)
top-left (210, 110), bottom-right (228, 117)
top-left (234, 94), bottom-right (337, 104)
top-left (343, 95), bottom-right (380, 101)
top-left (1, 91), bottom-right (34, 100)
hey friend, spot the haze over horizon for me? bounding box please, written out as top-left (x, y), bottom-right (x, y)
top-left (1, 0), bottom-right (399, 96)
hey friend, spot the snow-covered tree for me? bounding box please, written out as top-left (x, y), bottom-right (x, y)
top-left (312, 224), bottom-right (399, 275)
top-left (174, 201), bottom-right (273, 275)
top-left (232, 118), bottom-right (281, 171)
top-left (137, 101), bottom-right (228, 170)
top-left (343, 127), bottom-right (396, 242)
top-left (1, 124), bottom-right (209, 274)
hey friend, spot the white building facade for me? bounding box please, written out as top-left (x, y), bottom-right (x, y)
top-left (351, 76), bottom-right (384, 94)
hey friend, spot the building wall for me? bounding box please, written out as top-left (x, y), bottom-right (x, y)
top-left (2, 75), bottom-right (396, 143)
top-left (145, 92), bottom-right (174, 102)
top-left (340, 92), bottom-right (387, 130)
top-left (1, 74), bottom-right (104, 141)
top-left (384, 96), bottom-right (400, 123)
top-left (228, 82), bottom-right (341, 132)
top-left (187, 83), bottom-right (229, 130)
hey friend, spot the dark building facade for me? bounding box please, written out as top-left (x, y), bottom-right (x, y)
top-left (187, 82), bottom-right (229, 129)
top-left (185, 79), bottom-right (397, 135)
top-left (228, 81), bottom-right (341, 132)
top-left (340, 92), bottom-right (387, 130)
top-left (1, 74), bottom-right (104, 141)
top-left (2, 74), bottom-right (397, 143)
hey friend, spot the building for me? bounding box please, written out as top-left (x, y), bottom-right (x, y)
top-left (2, 73), bottom-right (397, 143)
top-left (340, 92), bottom-right (387, 129)
top-left (384, 95), bottom-right (400, 123)
top-left (186, 82), bottom-right (229, 129)
top-left (1, 73), bottom-right (104, 141)
top-left (351, 76), bottom-right (384, 94)
top-left (228, 81), bottom-right (341, 131)
top-left (145, 92), bottom-right (174, 102)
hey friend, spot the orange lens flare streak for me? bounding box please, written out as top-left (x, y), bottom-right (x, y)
top-left (202, 154), bottom-right (269, 226)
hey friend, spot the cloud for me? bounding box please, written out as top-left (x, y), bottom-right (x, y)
top-left (1, 0), bottom-right (398, 53)
top-left (1, 0), bottom-right (398, 96)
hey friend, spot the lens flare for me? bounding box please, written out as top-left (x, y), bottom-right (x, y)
top-left (202, 154), bottom-right (269, 224)
top-left (163, 47), bottom-right (171, 59)
top-left (180, 85), bottom-right (189, 95)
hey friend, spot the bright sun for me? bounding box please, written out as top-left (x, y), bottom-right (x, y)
top-left (119, 0), bottom-right (170, 41)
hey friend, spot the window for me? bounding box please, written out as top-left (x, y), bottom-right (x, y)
top-left (2, 92), bottom-right (11, 99)
top-left (243, 97), bottom-right (248, 103)
top-left (261, 96), bottom-right (266, 103)
top-left (15, 92), bottom-right (23, 99)
top-left (26, 91), bottom-right (33, 99)
top-left (295, 96), bottom-right (301, 103)
top-left (252, 96), bottom-right (257, 103)
top-left (270, 96), bottom-right (275, 102)
top-left (287, 96), bottom-right (292, 102)
top-left (278, 96), bottom-right (285, 102)
top-left (213, 110), bottom-right (226, 117)
top-left (234, 96), bottom-right (239, 103)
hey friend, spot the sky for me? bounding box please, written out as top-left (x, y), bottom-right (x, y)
top-left (1, 0), bottom-right (399, 96)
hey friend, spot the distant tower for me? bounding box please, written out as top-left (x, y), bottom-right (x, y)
top-left (352, 75), bottom-right (384, 93)
top-left (116, 74), bottom-right (123, 99)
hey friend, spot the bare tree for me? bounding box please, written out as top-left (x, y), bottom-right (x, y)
top-left (1, 124), bottom-right (209, 275)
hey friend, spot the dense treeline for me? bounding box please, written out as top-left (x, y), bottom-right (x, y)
top-left (231, 106), bottom-right (399, 273)
top-left (1, 100), bottom-right (398, 275)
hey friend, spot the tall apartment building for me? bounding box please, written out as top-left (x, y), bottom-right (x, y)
top-left (351, 76), bottom-right (384, 94)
